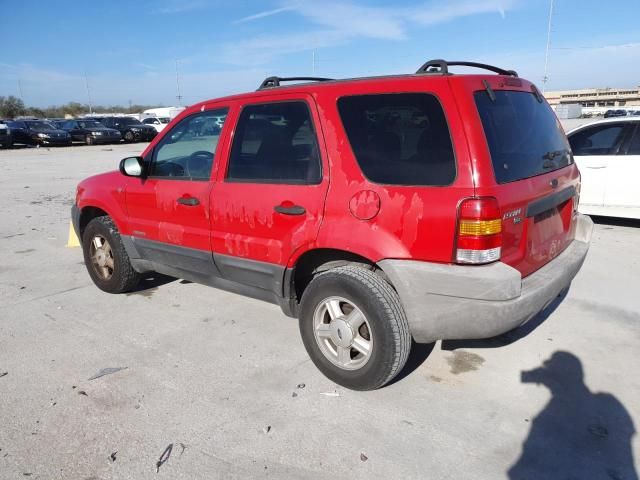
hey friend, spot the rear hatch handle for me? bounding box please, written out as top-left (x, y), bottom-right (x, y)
top-left (526, 186), bottom-right (576, 218)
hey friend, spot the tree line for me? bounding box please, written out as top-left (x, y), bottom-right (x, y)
top-left (0, 95), bottom-right (165, 119)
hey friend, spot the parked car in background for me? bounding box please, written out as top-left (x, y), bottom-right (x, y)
top-left (61, 119), bottom-right (122, 145)
top-left (568, 117), bottom-right (640, 219)
top-left (47, 119), bottom-right (68, 129)
top-left (72, 60), bottom-right (592, 390)
top-left (0, 120), bottom-right (11, 148)
top-left (97, 116), bottom-right (157, 143)
top-left (604, 109), bottom-right (627, 118)
top-left (141, 116), bottom-right (170, 133)
top-left (6, 120), bottom-right (72, 147)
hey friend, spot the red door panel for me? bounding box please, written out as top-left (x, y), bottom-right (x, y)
top-left (211, 183), bottom-right (326, 264)
top-left (125, 179), bottom-right (212, 250)
top-left (210, 93), bottom-right (330, 268)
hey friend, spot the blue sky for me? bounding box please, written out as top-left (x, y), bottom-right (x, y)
top-left (1, 0), bottom-right (639, 107)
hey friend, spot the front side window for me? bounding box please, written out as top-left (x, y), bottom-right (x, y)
top-left (226, 101), bottom-right (321, 184)
top-left (569, 123), bottom-right (627, 156)
top-left (148, 108), bottom-right (228, 180)
top-left (338, 93), bottom-right (456, 186)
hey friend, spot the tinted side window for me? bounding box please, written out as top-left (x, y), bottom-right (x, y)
top-left (627, 125), bottom-right (640, 155)
top-left (338, 93), bottom-right (455, 186)
top-left (226, 102), bottom-right (321, 184)
top-left (569, 124), bottom-right (626, 156)
top-left (148, 108), bottom-right (228, 180)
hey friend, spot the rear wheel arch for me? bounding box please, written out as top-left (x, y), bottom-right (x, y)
top-left (288, 248), bottom-right (392, 305)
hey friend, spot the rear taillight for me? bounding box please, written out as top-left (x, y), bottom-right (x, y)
top-left (455, 197), bottom-right (502, 264)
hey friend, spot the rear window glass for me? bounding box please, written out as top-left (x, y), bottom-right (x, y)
top-left (475, 90), bottom-right (571, 184)
top-left (337, 93), bottom-right (456, 186)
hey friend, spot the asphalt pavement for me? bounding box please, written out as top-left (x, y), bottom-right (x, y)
top-left (0, 143), bottom-right (638, 479)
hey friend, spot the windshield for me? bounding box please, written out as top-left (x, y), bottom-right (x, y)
top-left (120, 117), bottom-right (143, 125)
top-left (25, 121), bottom-right (57, 131)
top-left (475, 90), bottom-right (571, 184)
top-left (159, 117), bottom-right (170, 123)
top-left (78, 120), bottom-right (103, 128)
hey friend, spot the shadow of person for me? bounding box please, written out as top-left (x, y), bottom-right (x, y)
top-left (508, 351), bottom-right (638, 480)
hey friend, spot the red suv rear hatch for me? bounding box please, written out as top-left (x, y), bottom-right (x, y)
top-left (453, 76), bottom-right (580, 278)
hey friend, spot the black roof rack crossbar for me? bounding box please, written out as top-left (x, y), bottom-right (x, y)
top-left (258, 76), bottom-right (334, 90)
top-left (416, 59), bottom-right (518, 77)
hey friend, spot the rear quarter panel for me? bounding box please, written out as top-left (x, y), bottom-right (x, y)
top-left (303, 76), bottom-right (476, 265)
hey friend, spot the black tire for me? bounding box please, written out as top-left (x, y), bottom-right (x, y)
top-left (123, 131), bottom-right (134, 142)
top-left (85, 135), bottom-right (94, 145)
top-left (82, 216), bottom-right (140, 293)
top-left (299, 265), bottom-right (411, 390)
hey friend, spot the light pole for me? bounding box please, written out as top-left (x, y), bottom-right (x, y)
top-left (542, 0), bottom-right (554, 93)
top-left (175, 59), bottom-right (183, 106)
top-left (85, 71), bottom-right (93, 115)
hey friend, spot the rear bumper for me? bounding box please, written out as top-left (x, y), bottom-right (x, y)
top-left (379, 214), bottom-right (594, 343)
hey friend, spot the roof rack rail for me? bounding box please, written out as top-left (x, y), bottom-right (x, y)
top-left (415, 59), bottom-right (518, 77)
top-left (257, 76), bottom-right (334, 90)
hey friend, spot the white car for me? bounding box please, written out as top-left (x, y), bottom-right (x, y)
top-left (141, 116), bottom-right (171, 133)
top-left (568, 117), bottom-right (640, 219)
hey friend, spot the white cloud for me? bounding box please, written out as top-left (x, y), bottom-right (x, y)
top-left (408, 0), bottom-right (516, 25)
top-left (234, 6), bottom-right (295, 24)
top-left (289, 2), bottom-right (406, 41)
top-left (472, 42), bottom-right (640, 90)
top-left (228, 0), bottom-right (517, 64)
top-left (220, 29), bottom-right (347, 65)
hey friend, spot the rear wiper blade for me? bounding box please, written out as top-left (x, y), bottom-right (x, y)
top-left (542, 150), bottom-right (567, 161)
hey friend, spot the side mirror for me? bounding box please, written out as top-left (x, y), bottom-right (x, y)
top-left (119, 156), bottom-right (144, 177)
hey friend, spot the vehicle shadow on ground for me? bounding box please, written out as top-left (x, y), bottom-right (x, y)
top-left (591, 215), bottom-right (640, 228)
top-left (126, 273), bottom-right (176, 295)
top-left (507, 351), bottom-right (638, 480)
top-left (391, 285), bottom-right (570, 384)
top-left (387, 341), bottom-right (437, 386)
top-left (441, 288), bottom-right (569, 351)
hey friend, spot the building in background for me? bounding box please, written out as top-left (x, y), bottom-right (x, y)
top-left (545, 86), bottom-right (640, 115)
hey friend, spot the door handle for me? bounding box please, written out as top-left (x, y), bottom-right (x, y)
top-left (177, 196), bottom-right (200, 206)
top-left (274, 204), bottom-right (306, 215)
top-left (585, 166), bottom-right (606, 169)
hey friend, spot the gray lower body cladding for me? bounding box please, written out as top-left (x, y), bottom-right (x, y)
top-left (120, 235), bottom-right (295, 315)
top-left (379, 214), bottom-right (594, 343)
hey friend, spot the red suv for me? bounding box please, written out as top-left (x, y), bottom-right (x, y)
top-left (72, 60), bottom-right (593, 390)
